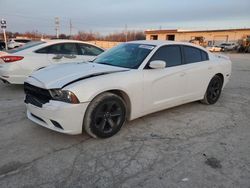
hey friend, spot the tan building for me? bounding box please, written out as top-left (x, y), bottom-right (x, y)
top-left (145, 28), bottom-right (250, 46)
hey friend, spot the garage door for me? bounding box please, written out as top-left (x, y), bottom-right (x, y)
top-left (213, 35), bottom-right (228, 45)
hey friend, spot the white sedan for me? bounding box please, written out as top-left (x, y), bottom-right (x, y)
top-left (0, 40), bottom-right (104, 84)
top-left (8, 38), bottom-right (32, 49)
top-left (206, 45), bottom-right (222, 52)
top-left (24, 40), bottom-right (232, 138)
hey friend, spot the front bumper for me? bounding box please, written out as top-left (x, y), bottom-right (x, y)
top-left (26, 100), bottom-right (89, 135)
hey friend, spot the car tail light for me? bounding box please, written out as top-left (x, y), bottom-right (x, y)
top-left (1, 56), bottom-right (24, 63)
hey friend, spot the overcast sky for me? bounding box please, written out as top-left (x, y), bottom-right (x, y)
top-left (0, 0), bottom-right (250, 35)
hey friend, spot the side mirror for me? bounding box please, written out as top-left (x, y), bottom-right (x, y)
top-left (149, 60), bottom-right (166, 69)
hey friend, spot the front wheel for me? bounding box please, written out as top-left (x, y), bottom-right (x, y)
top-left (83, 92), bottom-right (126, 138)
top-left (201, 75), bottom-right (223, 105)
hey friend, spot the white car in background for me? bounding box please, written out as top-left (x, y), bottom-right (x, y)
top-left (0, 40), bottom-right (104, 84)
top-left (206, 45), bottom-right (222, 52)
top-left (8, 38), bottom-right (32, 49)
top-left (220, 42), bottom-right (237, 51)
top-left (24, 40), bottom-right (232, 138)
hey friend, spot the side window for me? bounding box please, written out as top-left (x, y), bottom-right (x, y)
top-left (78, 44), bottom-right (104, 56)
top-left (183, 46), bottom-right (202, 63)
top-left (58, 43), bottom-right (78, 55)
top-left (150, 45), bottom-right (182, 67)
top-left (48, 44), bottom-right (62, 54)
top-left (36, 46), bottom-right (50, 54)
top-left (36, 43), bottom-right (79, 54)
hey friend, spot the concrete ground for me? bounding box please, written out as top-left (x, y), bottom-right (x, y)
top-left (0, 54), bottom-right (250, 188)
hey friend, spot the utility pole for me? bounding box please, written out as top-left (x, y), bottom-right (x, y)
top-left (55, 17), bottom-right (60, 39)
top-left (1, 18), bottom-right (8, 50)
top-left (69, 19), bottom-right (72, 37)
top-left (125, 24), bottom-right (128, 42)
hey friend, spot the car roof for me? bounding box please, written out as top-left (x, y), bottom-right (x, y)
top-left (128, 40), bottom-right (208, 51)
top-left (42, 39), bottom-right (104, 49)
top-left (10, 38), bottom-right (31, 41)
top-left (44, 39), bottom-right (94, 45)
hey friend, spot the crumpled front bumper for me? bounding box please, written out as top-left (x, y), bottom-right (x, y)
top-left (26, 100), bottom-right (89, 135)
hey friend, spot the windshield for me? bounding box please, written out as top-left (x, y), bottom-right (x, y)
top-left (93, 43), bottom-right (155, 69)
top-left (7, 41), bottom-right (45, 53)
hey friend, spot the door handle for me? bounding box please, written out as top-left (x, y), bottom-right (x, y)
top-left (64, 55), bottom-right (77, 59)
top-left (52, 54), bottom-right (63, 60)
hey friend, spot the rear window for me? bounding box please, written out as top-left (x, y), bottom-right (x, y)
top-left (78, 43), bottom-right (104, 56)
top-left (183, 46), bottom-right (208, 63)
top-left (7, 41), bottom-right (45, 53)
top-left (201, 50), bottom-right (208, 61)
top-left (220, 43), bottom-right (231, 46)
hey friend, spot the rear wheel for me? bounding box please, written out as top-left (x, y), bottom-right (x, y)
top-left (83, 92), bottom-right (126, 138)
top-left (202, 75), bottom-right (223, 104)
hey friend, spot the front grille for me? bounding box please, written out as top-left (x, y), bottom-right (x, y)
top-left (24, 82), bottom-right (52, 107)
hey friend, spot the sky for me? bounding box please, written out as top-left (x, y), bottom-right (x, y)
top-left (0, 0), bottom-right (250, 35)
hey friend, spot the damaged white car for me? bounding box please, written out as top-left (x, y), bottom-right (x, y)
top-left (24, 40), bottom-right (232, 138)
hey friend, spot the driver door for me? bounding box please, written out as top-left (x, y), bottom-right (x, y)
top-left (143, 45), bottom-right (189, 114)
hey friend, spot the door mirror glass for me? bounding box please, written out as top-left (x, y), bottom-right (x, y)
top-left (149, 60), bottom-right (166, 69)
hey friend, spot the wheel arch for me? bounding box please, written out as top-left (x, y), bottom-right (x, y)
top-left (215, 73), bottom-right (224, 85)
top-left (88, 89), bottom-right (132, 120)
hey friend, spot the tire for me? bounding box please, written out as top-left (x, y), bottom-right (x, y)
top-left (83, 92), bottom-right (126, 138)
top-left (201, 75), bottom-right (223, 105)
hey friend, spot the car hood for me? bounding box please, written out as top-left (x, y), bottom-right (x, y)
top-left (26, 62), bottom-right (129, 89)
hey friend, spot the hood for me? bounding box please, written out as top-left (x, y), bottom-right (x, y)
top-left (26, 62), bottom-right (129, 89)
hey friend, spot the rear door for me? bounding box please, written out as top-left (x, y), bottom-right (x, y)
top-left (182, 45), bottom-right (214, 99)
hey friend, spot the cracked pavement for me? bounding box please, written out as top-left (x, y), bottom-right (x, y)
top-left (0, 54), bottom-right (250, 188)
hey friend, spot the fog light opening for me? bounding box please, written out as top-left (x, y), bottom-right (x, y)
top-left (51, 120), bottom-right (64, 130)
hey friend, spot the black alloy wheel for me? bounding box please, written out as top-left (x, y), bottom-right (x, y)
top-left (202, 75), bottom-right (223, 104)
top-left (84, 92), bottom-right (126, 138)
top-left (94, 101), bottom-right (123, 134)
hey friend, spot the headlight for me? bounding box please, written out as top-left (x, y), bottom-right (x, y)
top-left (49, 89), bottom-right (80, 104)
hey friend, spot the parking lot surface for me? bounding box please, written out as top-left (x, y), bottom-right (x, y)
top-left (0, 54), bottom-right (250, 188)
